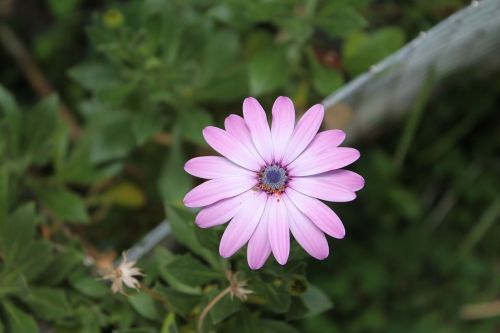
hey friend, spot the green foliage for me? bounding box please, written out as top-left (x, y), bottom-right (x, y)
top-left (1, 0), bottom-right (496, 332)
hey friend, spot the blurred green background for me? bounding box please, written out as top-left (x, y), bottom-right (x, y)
top-left (0, 0), bottom-right (499, 332)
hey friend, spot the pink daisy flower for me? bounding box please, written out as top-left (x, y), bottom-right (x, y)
top-left (183, 97), bottom-right (364, 269)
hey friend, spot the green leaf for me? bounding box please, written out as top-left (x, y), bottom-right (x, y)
top-left (300, 285), bottom-right (333, 317)
top-left (161, 312), bottom-right (179, 333)
top-left (166, 206), bottom-right (221, 269)
top-left (69, 275), bottom-right (109, 298)
top-left (22, 95), bottom-right (58, 157)
top-left (20, 240), bottom-right (53, 281)
top-left (156, 249), bottom-right (202, 295)
top-left (252, 282), bottom-right (291, 314)
top-left (309, 54), bottom-right (343, 96)
top-left (22, 288), bottom-right (72, 320)
top-left (0, 85), bottom-right (21, 154)
top-left (158, 129), bottom-right (192, 205)
top-left (178, 108), bottom-right (212, 145)
top-left (99, 182), bottom-right (146, 208)
top-left (68, 62), bottom-right (122, 92)
top-left (132, 111), bottom-right (165, 145)
top-left (249, 46), bottom-right (290, 95)
top-left (2, 301), bottom-right (38, 333)
top-left (2, 203), bottom-right (36, 267)
top-left (35, 186), bottom-right (89, 223)
top-left (261, 320), bottom-right (301, 333)
top-left (343, 28), bottom-right (405, 76)
top-left (36, 247), bottom-right (83, 285)
top-left (209, 291), bottom-right (240, 324)
top-left (155, 285), bottom-right (200, 318)
top-left (315, 5), bottom-right (367, 38)
top-left (165, 254), bottom-right (222, 287)
top-left (129, 293), bottom-right (162, 320)
top-left (87, 111), bottom-right (136, 163)
top-left (0, 167), bottom-right (8, 253)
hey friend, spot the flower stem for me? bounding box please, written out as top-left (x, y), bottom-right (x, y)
top-left (141, 285), bottom-right (172, 312)
top-left (197, 287), bottom-right (231, 333)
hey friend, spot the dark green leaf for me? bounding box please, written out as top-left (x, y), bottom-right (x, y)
top-left (262, 320), bottom-right (301, 333)
top-left (300, 285), bottom-right (333, 318)
top-left (2, 203), bottom-right (36, 267)
top-left (22, 95), bottom-right (58, 157)
top-left (155, 285), bottom-right (200, 318)
top-left (36, 247), bottom-right (83, 285)
top-left (132, 111), bottom-right (165, 145)
top-left (165, 254), bottom-right (222, 287)
top-left (2, 301), bottom-right (38, 333)
top-left (178, 108), bottom-right (212, 145)
top-left (158, 129), bottom-right (192, 205)
top-left (209, 291), bottom-right (240, 325)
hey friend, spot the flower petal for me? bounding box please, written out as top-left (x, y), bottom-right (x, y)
top-left (289, 177), bottom-right (356, 202)
top-left (195, 191), bottom-right (250, 228)
top-left (281, 104), bottom-right (324, 166)
top-left (267, 197), bottom-right (290, 265)
top-left (224, 115), bottom-right (266, 165)
top-left (185, 156), bottom-right (255, 179)
top-left (288, 147), bottom-right (360, 176)
top-left (305, 170), bottom-right (365, 192)
top-left (298, 129), bottom-right (346, 158)
top-left (183, 177), bottom-right (256, 208)
top-left (243, 97), bottom-right (274, 164)
top-left (271, 96), bottom-right (295, 162)
top-left (203, 126), bottom-right (261, 171)
top-left (286, 188), bottom-right (345, 239)
top-left (282, 194), bottom-right (329, 260)
top-left (219, 191), bottom-right (267, 258)
top-left (247, 199), bottom-right (272, 270)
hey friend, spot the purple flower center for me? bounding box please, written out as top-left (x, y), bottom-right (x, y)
top-left (258, 165), bottom-right (288, 194)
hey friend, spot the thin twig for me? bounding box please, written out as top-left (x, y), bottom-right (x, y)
top-left (0, 24), bottom-right (81, 139)
top-left (197, 287), bottom-right (231, 333)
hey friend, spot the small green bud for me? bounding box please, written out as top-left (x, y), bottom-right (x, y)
top-left (103, 9), bottom-right (124, 30)
top-left (287, 275), bottom-right (308, 296)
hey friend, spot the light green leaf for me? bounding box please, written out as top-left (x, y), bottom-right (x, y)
top-left (343, 27), bottom-right (405, 76)
top-left (69, 276), bottom-right (109, 298)
top-left (22, 288), bottom-right (72, 320)
top-left (129, 293), bottom-right (162, 320)
top-left (249, 46), bottom-right (290, 95)
top-left (161, 312), bottom-right (179, 333)
top-left (309, 54), bottom-right (343, 96)
top-left (315, 5), bottom-right (367, 38)
top-left (68, 62), bottom-right (122, 91)
top-left (99, 182), bottom-right (146, 208)
top-left (35, 186), bottom-right (89, 223)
